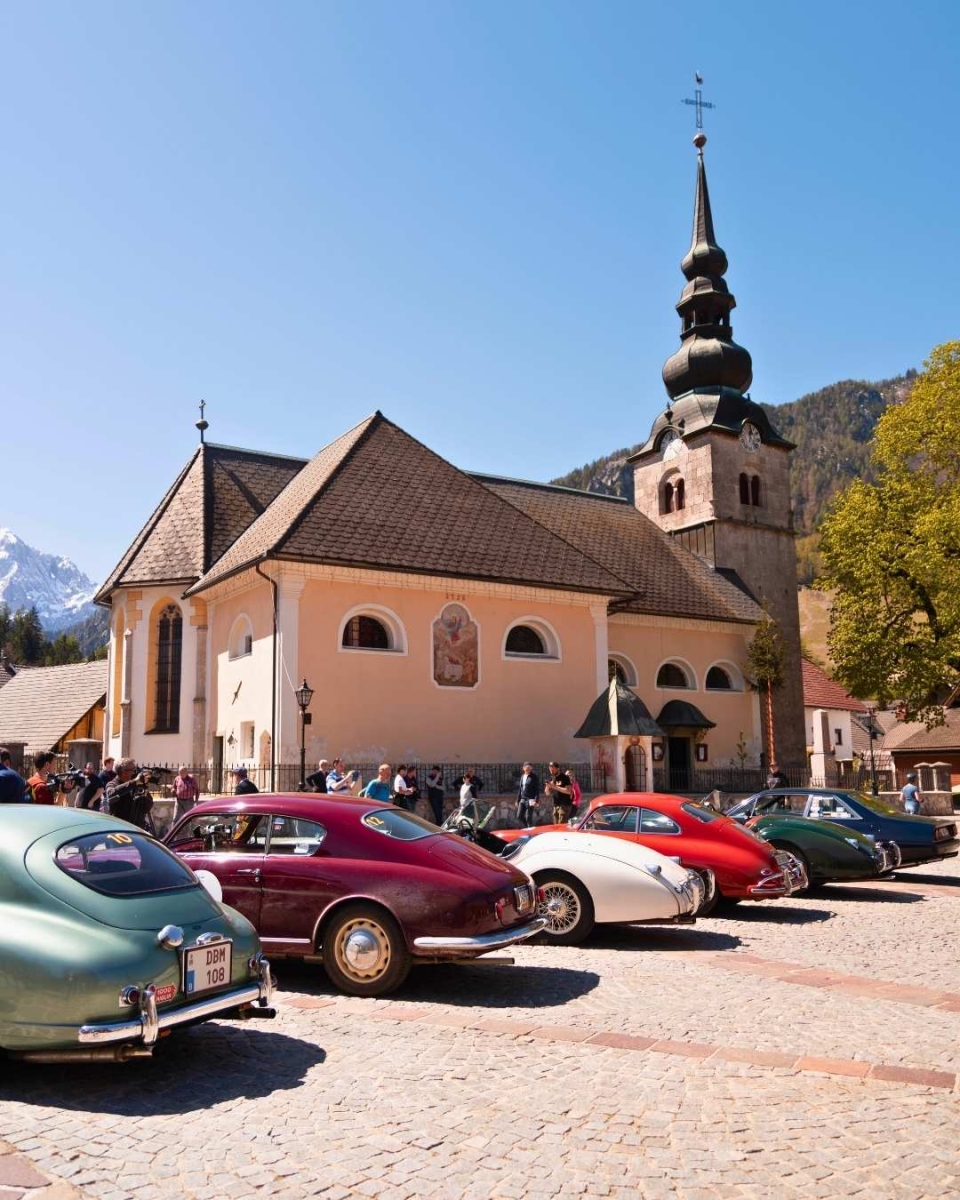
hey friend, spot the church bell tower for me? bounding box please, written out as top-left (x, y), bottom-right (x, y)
top-left (630, 124), bottom-right (806, 768)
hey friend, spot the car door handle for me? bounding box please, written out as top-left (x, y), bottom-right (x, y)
top-left (236, 868), bottom-right (262, 881)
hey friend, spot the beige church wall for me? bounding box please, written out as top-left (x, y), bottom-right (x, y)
top-left (609, 617), bottom-right (763, 765)
top-left (292, 576), bottom-right (602, 767)
top-left (109, 585), bottom-right (204, 767)
top-left (209, 584), bottom-right (277, 769)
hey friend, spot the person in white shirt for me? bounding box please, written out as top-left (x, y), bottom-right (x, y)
top-left (393, 764), bottom-right (415, 811)
top-left (459, 771), bottom-right (475, 805)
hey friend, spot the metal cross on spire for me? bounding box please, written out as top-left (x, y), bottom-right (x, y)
top-left (682, 73), bottom-right (715, 131)
top-left (196, 398), bottom-right (209, 444)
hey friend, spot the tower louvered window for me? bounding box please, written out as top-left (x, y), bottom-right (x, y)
top-left (155, 604), bottom-right (182, 732)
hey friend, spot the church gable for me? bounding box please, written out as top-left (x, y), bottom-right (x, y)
top-left (190, 414), bottom-right (631, 598)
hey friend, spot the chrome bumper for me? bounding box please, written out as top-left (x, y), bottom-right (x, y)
top-left (877, 840), bottom-right (901, 872)
top-left (79, 956), bottom-right (275, 1047)
top-left (749, 852), bottom-right (808, 897)
top-left (413, 916), bottom-right (547, 952)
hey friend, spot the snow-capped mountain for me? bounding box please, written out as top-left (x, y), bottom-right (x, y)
top-left (0, 528), bottom-right (98, 631)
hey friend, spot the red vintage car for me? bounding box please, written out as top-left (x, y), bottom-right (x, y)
top-left (499, 794), bottom-right (805, 912)
top-left (164, 795), bottom-right (545, 996)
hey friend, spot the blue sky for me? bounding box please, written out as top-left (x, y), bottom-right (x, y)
top-left (2, 1), bottom-right (957, 581)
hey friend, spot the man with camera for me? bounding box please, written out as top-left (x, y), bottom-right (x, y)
top-left (105, 756), bottom-right (155, 831)
top-left (26, 752), bottom-right (60, 805)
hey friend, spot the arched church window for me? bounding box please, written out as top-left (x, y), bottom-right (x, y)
top-left (675, 479), bottom-right (685, 511)
top-left (750, 475), bottom-right (761, 507)
top-left (153, 603), bottom-right (182, 733)
top-left (662, 481), bottom-right (674, 514)
top-left (657, 662), bottom-right (690, 689)
top-left (609, 654), bottom-right (638, 687)
top-left (739, 473), bottom-right (750, 505)
top-left (342, 615), bottom-right (390, 650)
top-left (506, 625), bottom-right (544, 655)
top-left (706, 665), bottom-right (733, 690)
top-left (228, 614), bottom-right (254, 659)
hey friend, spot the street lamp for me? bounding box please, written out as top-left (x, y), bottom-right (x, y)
top-left (295, 678), bottom-right (314, 791)
top-left (865, 705), bottom-right (881, 797)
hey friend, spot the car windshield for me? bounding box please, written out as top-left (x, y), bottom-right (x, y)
top-left (56, 832), bottom-right (199, 897)
top-left (362, 808), bottom-right (437, 841)
top-left (848, 792), bottom-right (901, 817)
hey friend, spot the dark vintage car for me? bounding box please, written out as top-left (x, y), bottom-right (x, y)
top-left (165, 795), bottom-right (545, 996)
top-left (726, 789), bottom-right (959, 866)
top-left (744, 813), bottom-right (900, 889)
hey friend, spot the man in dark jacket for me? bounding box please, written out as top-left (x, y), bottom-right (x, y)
top-left (0, 748), bottom-right (26, 803)
top-left (232, 767), bottom-right (259, 795)
top-left (516, 763), bottom-right (539, 828)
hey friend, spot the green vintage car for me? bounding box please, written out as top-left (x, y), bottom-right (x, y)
top-left (0, 806), bottom-right (275, 1063)
top-left (741, 812), bottom-right (900, 890)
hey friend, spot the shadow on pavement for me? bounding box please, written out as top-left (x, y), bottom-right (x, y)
top-left (711, 904), bottom-right (834, 924)
top-left (280, 961), bottom-right (600, 1009)
top-left (809, 885), bottom-right (925, 903)
top-left (892, 871), bottom-right (960, 888)
top-left (0, 1025), bottom-right (324, 1115)
top-left (586, 926), bottom-right (740, 953)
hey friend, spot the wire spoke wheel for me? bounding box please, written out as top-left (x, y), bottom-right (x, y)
top-left (541, 882), bottom-right (582, 934)
top-left (534, 872), bottom-right (594, 944)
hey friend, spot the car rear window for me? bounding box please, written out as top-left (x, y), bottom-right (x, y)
top-left (56, 832), bottom-right (199, 897)
top-left (682, 802), bottom-right (721, 823)
top-left (361, 808), bottom-right (437, 841)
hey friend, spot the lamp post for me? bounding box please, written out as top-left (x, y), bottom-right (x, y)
top-left (295, 678), bottom-right (314, 791)
top-left (865, 705), bottom-right (880, 797)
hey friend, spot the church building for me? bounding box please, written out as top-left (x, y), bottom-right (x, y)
top-left (95, 131), bottom-right (804, 791)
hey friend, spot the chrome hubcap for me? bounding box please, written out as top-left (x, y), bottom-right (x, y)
top-left (540, 883), bottom-right (580, 934)
top-left (336, 918), bottom-right (391, 980)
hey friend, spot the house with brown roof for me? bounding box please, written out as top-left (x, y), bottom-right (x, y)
top-left (94, 136), bottom-right (806, 792)
top-left (801, 658), bottom-right (868, 766)
top-left (0, 660), bottom-right (108, 756)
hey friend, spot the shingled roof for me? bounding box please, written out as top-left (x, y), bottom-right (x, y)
top-left (188, 415), bottom-right (632, 598)
top-left (95, 443), bottom-right (307, 603)
top-left (801, 658), bottom-right (868, 713)
top-left (0, 661), bottom-right (108, 751)
top-left (474, 475), bottom-right (764, 625)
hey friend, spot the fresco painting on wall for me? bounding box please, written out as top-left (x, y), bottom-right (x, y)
top-left (433, 603), bottom-right (479, 688)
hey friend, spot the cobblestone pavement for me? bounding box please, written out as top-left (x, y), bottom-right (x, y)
top-left (2, 859), bottom-right (960, 1198)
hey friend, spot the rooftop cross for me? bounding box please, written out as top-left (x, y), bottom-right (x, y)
top-left (682, 73), bottom-right (715, 134)
top-left (196, 398), bottom-right (209, 444)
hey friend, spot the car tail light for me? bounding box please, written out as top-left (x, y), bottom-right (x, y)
top-left (495, 899), bottom-right (505, 924)
top-left (935, 825), bottom-right (954, 841)
top-left (119, 985), bottom-right (140, 1009)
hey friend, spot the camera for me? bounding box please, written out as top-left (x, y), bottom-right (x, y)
top-left (48, 764), bottom-right (87, 794)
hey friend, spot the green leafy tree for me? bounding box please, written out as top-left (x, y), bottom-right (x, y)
top-left (744, 608), bottom-right (785, 764)
top-left (819, 342), bottom-right (960, 724)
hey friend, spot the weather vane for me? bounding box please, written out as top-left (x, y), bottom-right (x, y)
top-left (682, 73), bottom-right (714, 133)
top-left (196, 398), bottom-right (209, 444)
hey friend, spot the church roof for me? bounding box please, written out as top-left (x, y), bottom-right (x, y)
top-left (187, 414), bottom-right (633, 598)
top-left (474, 476), bottom-right (764, 625)
top-left (95, 443), bottom-right (307, 603)
top-left (655, 699), bottom-right (716, 729)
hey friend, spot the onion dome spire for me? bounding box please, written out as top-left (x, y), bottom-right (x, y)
top-left (661, 133), bottom-right (753, 401)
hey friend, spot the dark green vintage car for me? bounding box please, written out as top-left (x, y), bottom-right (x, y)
top-left (741, 813), bottom-right (900, 889)
top-left (0, 806), bottom-right (275, 1063)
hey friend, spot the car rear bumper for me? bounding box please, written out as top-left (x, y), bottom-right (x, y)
top-left (78, 957), bottom-right (275, 1047)
top-left (746, 853), bottom-right (808, 898)
top-left (413, 916), bottom-right (547, 955)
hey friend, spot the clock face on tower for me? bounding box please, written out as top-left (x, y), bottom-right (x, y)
top-left (739, 421), bottom-right (761, 454)
top-left (660, 430), bottom-right (683, 461)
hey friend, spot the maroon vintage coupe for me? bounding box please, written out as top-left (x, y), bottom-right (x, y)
top-left (164, 795), bottom-right (545, 996)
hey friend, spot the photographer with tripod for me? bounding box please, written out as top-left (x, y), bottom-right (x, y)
top-left (105, 756), bottom-right (156, 832)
